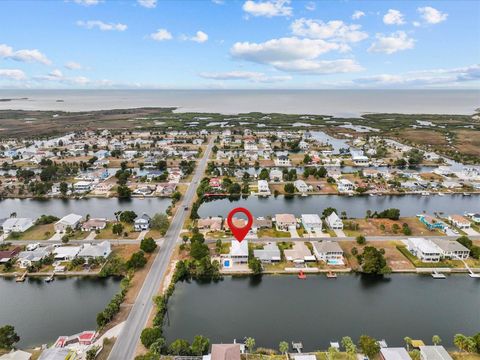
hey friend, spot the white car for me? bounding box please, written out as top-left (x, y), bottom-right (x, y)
top-left (26, 243), bottom-right (40, 251)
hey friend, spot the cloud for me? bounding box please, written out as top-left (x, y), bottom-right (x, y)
top-left (183, 31), bottom-right (209, 43)
top-left (137, 0), bottom-right (157, 8)
top-left (231, 37), bottom-right (362, 74)
top-left (199, 71), bottom-right (291, 82)
top-left (368, 31), bottom-right (414, 54)
top-left (418, 6), bottom-right (448, 24)
top-left (0, 43), bottom-right (51, 65)
top-left (76, 20), bottom-right (127, 31)
top-left (72, 0), bottom-right (101, 6)
top-left (352, 10), bottom-right (365, 20)
top-left (353, 64), bottom-right (480, 87)
top-left (0, 69), bottom-right (27, 80)
top-left (150, 29), bottom-right (173, 41)
top-left (35, 69), bottom-right (91, 85)
top-left (291, 18), bottom-right (368, 43)
top-left (212, 0), bottom-right (224, 4)
top-left (383, 9), bottom-right (405, 25)
top-left (242, 0), bottom-right (292, 18)
top-left (65, 61), bottom-right (83, 70)
top-left (305, 2), bottom-right (315, 11)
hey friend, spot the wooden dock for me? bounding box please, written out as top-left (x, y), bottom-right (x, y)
top-left (15, 271), bottom-right (27, 282)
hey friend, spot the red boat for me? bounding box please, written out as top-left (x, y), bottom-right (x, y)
top-left (298, 270), bottom-right (307, 279)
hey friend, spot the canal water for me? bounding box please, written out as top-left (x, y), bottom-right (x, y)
top-left (0, 197), bottom-right (171, 219)
top-left (164, 275), bottom-right (480, 350)
top-left (198, 194), bottom-right (480, 219)
top-left (0, 276), bottom-right (121, 347)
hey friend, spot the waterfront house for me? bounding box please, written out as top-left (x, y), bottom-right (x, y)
top-left (430, 238), bottom-right (470, 260)
top-left (197, 217), bottom-right (223, 232)
top-left (351, 150), bottom-right (369, 166)
top-left (301, 214), bottom-right (322, 232)
top-left (269, 169), bottom-right (283, 182)
top-left (275, 154), bottom-right (291, 167)
top-left (418, 215), bottom-right (446, 231)
top-left (274, 213), bottom-right (297, 231)
top-left (54, 246), bottom-right (81, 261)
top-left (54, 214), bottom-right (83, 233)
top-left (257, 180), bottom-right (271, 195)
top-left (294, 179), bottom-right (310, 193)
top-left (466, 213), bottom-right (480, 223)
top-left (284, 242), bottom-right (316, 262)
top-left (17, 246), bottom-right (53, 268)
top-left (406, 238), bottom-right (442, 262)
top-left (311, 241), bottom-right (344, 264)
top-left (73, 180), bottom-right (93, 193)
top-left (203, 344), bottom-right (241, 360)
top-left (79, 241), bottom-right (112, 259)
top-left (419, 346), bottom-right (453, 360)
top-left (337, 178), bottom-right (355, 193)
top-left (0, 247), bottom-right (21, 263)
top-left (253, 242), bottom-right (281, 263)
top-left (252, 217), bottom-right (273, 233)
top-left (224, 240), bottom-right (249, 264)
top-left (2, 218), bottom-right (34, 234)
top-left (81, 218), bottom-right (107, 232)
top-left (448, 215), bottom-right (471, 229)
top-left (209, 177), bottom-right (222, 189)
top-left (326, 212), bottom-right (343, 230)
top-left (380, 348), bottom-right (411, 360)
top-left (134, 213), bottom-right (151, 231)
top-left (0, 350), bottom-right (32, 360)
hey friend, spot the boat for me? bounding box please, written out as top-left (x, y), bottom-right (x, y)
top-left (297, 270), bottom-right (307, 279)
top-left (45, 272), bottom-right (55, 283)
top-left (326, 271), bottom-right (337, 278)
top-left (437, 192), bottom-right (445, 196)
top-left (421, 191), bottom-right (430, 196)
top-left (463, 192), bottom-right (471, 196)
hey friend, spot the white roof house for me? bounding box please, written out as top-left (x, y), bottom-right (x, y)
top-left (0, 350), bottom-right (32, 360)
top-left (301, 214), bottom-right (322, 231)
top-left (79, 241), bottom-right (112, 259)
top-left (226, 240), bottom-right (249, 264)
top-left (406, 238), bottom-right (441, 262)
top-left (54, 214), bottom-right (83, 233)
top-left (54, 246), bottom-right (81, 260)
top-left (326, 212), bottom-right (343, 230)
top-left (294, 180), bottom-right (309, 193)
top-left (419, 346), bottom-right (453, 360)
top-left (257, 180), bottom-right (270, 195)
top-left (337, 179), bottom-right (355, 193)
top-left (253, 242), bottom-right (281, 263)
top-left (2, 218), bottom-right (34, 233)
top-left (269, 169), bottom-right (283, 182)
top-left (430, 238), bottom-right (470, 260)
top-left (312, 241), bottom-right (344, 264)
top-left (380, 348), bottom-right (411, 360)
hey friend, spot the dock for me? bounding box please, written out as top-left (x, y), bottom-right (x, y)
top-left (292, 342), bottom-right (303, 353)
top-left (15, 271), bottom-right (27, 282)
top-left (45, 272), bottom-right (55, 283)
top-left (431, 270), bottom-right (446, 279)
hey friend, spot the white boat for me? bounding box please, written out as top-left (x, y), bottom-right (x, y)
top-left (463, 192), bottom-right (471, 196)
top-left (421, 191), bottom-right (430, 196)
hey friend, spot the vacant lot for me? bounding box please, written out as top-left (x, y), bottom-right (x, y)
top-left (454, 129), bottom-right (480, 156)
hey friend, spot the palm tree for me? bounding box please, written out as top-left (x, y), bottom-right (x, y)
top-left (9, 212), bottom-right (17, 218)
top-left (328, 346), bottom-right (338, 360)
top-left (465, 337), bottom-right (476, 353)
top-left (245, 337), bottom-right (255, 357)
top-left (454, 334), bottom-right (466, 352)
top-left (432, 335), bottom-right (441, 346)
top-left (341, 337), bottom-right (356, 360)
top-left (279, 341), bottom-right (289, 360)
top-left (404, 337), bottom-right (412, 351)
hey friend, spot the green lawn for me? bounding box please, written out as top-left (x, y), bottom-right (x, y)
top-left (96, 223), bottom-right (138, 239)
top-left (8, 224), bottom-right (54, 240)
top-left (258, 228), bottom-right (291, 238)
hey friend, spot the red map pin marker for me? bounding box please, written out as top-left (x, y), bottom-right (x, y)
top-left (227, 207), bottom-right (253, 243)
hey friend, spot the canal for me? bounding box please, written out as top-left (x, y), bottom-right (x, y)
top-left (198, 194), bottom-right (480, 219)
top-left (0, 197), bottom-right (171, 219)
top-left (0, 276), bottom-right (121, 347)
top-left (164, 275), bottom-right (480, 350)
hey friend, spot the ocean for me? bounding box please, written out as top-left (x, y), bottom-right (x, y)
top-left (0, 89), bottom-right (478, 117)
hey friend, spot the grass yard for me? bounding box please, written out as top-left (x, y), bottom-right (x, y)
top-left (96, 223), bottom-right (139, 240)
top-left (8, 224), bottom-right (54, 240)
top-left (258, 228), bottom-right (291, 238)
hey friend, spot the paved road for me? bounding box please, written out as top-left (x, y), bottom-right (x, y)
top-left (108, 137), bottom-right (214, 360)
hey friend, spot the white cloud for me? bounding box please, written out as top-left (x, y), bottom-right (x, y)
top-left (199, 71), bottom-right (291, 82)
top-left (291, 18), bottom-right (368, 43)
top-left (0, 44), bottom-right (51, 65)
top-left (368, 31), bottom-right (414, 54)
top-left (65, 61), bottom-right (83, 70)
top-left (418, 6), bottom-right (448, 24)
top-left (212, 0), bottom-right (224, 4)
top-left (185, 31), bottom-right (209, 43)
top-left (35, 69), bottom-right (91, 85)
top-left (242, 0), bottom-right (292, 18)
top-left (352, 10), bottom-right (365, 20)
top-left (150, 29), bottom-right (173, 41)
top-left (137, 0), bottom-right (157, 8)
top-left (72, 0), bottom-right (101, 6)
top-left (0, 69), bottom-right (27, 80)
top-left (413, 21), bottom-right (421, 27)
top-left (76, 20), bottom-right (127, 32)
top-left (383, 9), bottom-right (405, 25)
top-left (354, 64), bottom-right (480, 87)
top-left (231, 37), bottom-right (362, 74)
top-left (305, 2), bottom-right (315, 11)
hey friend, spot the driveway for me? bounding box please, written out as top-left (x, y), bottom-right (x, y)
top-left (463, 228), bottom-right (479, 236)
top-left (333, 229), bottom-right (346, 237)
top-left (136, 230), bottom-right (149, 241)
top-left (48, 232), bottom-right (62, 241)
top-left (85, 231), bottom-right (97, 241)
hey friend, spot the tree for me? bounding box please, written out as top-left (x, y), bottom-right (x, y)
top-left (168, 339), bottom-right (191, 355)
top-left (0, 325), bottom-right (20, 350)
top-left (191, 335), bottom-right (210, 356)
top-left (356, 235), bottom-right (366, 245)
top-left (248, 257), bottom-right (263, 275)
top-left (341, 337), bottom-right (356, 359)
top-left (404, 337), bottom-right (412, 351)
top-left (454, 334), bottom-right (467, 352)
top-left (284, 183), bottom-right (295, 194)
top-left (190, 241), bottom-right (209, 260)
top-left (358, 335), bottom-right (380, 358)
top-left (60, 182), bottom-right (69, 196)
top-left (127, 251), bottom-right (147, 270)
top-left (245, 337), bottom-right (255, 354)
top-left (117, 185), bottom-right (132, 198)
top-left (328, 346), bottom-right (339, 360)
top-left (150, 213), bottom-right (170, 235)
top-left (112, 223), bottom-right (124, 236)
top-left (141, 237), bottom-right (157, 253)
top-left (141, 327), bottom-right (163, 349)
top-left (279, 341), bottom-right (289, 358)
top-left (322, 207), bottom-right (337, 218)
top-left (359, 246), bottom-right (391, 275)
top-left (432, 335), bottom-right (442, 346)
top-left (119, 210), bottom-right (137, 223)
top-left (259, 168), bottom-right (269, 180)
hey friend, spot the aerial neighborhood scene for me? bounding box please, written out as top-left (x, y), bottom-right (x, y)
top-left (0, 1), bottom-right (479, 360)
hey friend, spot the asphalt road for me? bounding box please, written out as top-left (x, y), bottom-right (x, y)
top-left (108, 138), bottom-right (214, 360)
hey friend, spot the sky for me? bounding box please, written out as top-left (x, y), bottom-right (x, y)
top-left (0, 0), bottom-right (479, 89)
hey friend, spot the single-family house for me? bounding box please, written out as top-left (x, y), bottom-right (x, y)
top-left (73, 181), bottom-right (93, 193)
top-left (448, 215), bottom-right (471, 229)
top-left (269, 169), bottom-right (283, 182)
top-left (252, 217), bottom-right (272, 233)
top-left (337, 179), bottom-right (355, 193)
top-left (204, 344), bottom-right (241, 360)
top-left (0, 350), bottom-right (32, 360)
top-left (134, 213), bottom-right (151, 231)
top-left (312, 241), bottom-right (344, 264)
top-left (81, 218), bottom-right (107, 232)
top-left (54, 246), bottom-right (81, 261)
top-left (54, 214), bottom-right (83, 233)
top-left (197, 217), bottom-right (223, 232)
top-left (275, 154), bottom-right (291, 166)
top-left (284, 242), bottom-right (316, 262)
top-left (380, 348), bottom-right (411, 360)
top-left (418, 215), bottom-right (446, 231)
top-left (467, 213), bottom-right (480, 223)
top-left (257, 180), bottom-right (270, 195)
top-left (209, 177), bottom-right (222, 189)
top-left (0, 247), bottom-right (21, 263)
top-left (274, 213), bottom-right (297, 231)
top-left (301, 214), bottom-right (322, 232)
top-left (326, 212), bottom-right (343, 230)
top-left (294, 179), bottom-right (309, 193)
top-left (2, 218), bottom-right (34, 234)
top-left (78, 241), bottom-right (112, 259)
top-left (351, 150), bottom-right (369, 166)
top-left (419, 346), bottom-right (453, 360)
top-left (254, 242), bottom-right (281, 263)
top-left (430, 238), bottom-right (470, 260)
top-left (223, 240), bottom-right (249, 264)
top-left (406, 238), bottom-right (441, 262)
top-left (17, 246), bottom-right (53, 268)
